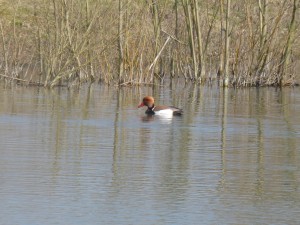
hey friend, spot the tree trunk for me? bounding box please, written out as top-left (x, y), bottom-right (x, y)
top-left (182, 0), bottom-right (198, 80)
top-left (118, 0), bottom-right (124, 83)
top-left (224, 0), bottom-right (231, 86)
top-left (193, 0), bottom-right (206, 82)
top-left (277, 0), bottom-right (298, 85)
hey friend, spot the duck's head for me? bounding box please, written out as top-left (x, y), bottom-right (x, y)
top-left (138, 96), bottom-right (155, 108)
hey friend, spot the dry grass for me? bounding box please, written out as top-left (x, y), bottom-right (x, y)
top-left (0, 0), bottom-right (299, 87)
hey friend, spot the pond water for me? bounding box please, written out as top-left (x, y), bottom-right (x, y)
top-left (0, 82), bottom-right (299, 225)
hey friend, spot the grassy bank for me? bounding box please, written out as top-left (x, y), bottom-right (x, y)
top-left (0, 0), bottom-right (299, 87)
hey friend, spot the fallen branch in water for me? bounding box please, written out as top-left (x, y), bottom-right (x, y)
top-left (116, 80), bottom-right (154, 87)
top-left (0, 74), bottom-right (44, 86)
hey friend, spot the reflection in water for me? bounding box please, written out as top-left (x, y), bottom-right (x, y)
top-left (140, 114), bottom-right (174, 124)
top-left (215, 87), bottom-right (300, 224)
top-left (140, 115), bottom-right (155, 122)
top-left (0, 84), bottom-right (299, 225)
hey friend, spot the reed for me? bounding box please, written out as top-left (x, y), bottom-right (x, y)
top-left (0, 0), bottom-right (299, 87)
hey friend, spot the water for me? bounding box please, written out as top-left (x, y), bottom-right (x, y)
top-left (0, 83), bottom-right (299, 225)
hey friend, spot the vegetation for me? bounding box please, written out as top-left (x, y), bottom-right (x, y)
top-left (0, 0), bottom-right (299, 87)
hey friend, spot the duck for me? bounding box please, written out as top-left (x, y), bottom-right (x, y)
top-left (138, 96), bottom-right (183, 116)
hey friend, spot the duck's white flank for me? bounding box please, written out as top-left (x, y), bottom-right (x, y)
top-left (154, 108), bottom-right (174, 117)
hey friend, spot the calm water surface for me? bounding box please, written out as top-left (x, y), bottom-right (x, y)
top-left (0, 83), bottom-right (299, 225)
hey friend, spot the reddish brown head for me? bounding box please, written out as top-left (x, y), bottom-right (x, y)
top-left (138, 96), bottom-right (155, 108)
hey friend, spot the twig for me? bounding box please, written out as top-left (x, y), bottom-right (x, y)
top-left (149, 36), bottom-right (171, 71)
top-left (161, 29), bottom-right (185, 45)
